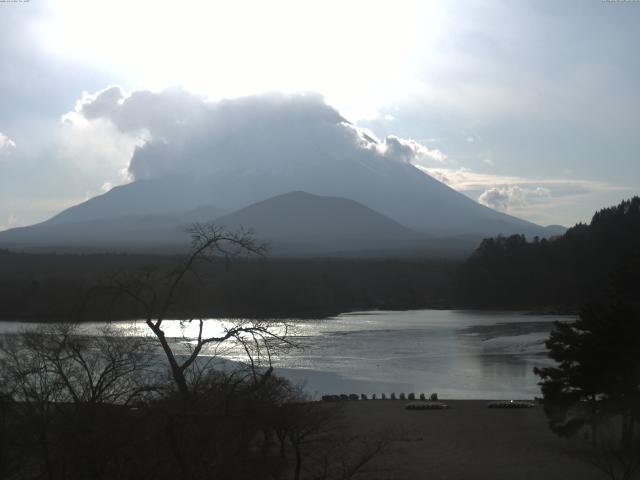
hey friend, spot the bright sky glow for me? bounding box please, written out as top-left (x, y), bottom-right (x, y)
top-left (40, 0), bottom-right (441, 119)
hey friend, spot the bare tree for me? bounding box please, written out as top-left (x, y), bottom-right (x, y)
top-left (0, 323), bottom-right (158, 480)
top-left (0, 323), bottom-right (158, 407)
top-left (108, 222), bottom-right (293, 402)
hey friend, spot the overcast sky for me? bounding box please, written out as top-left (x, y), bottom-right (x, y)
top-left (1, 0), bottom-right (639, 230)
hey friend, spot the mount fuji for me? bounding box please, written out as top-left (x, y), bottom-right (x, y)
top-left (0, 90), bottom-right (562, 256)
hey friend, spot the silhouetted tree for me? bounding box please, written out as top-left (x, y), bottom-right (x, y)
top-left (106, 222), bottom-right (295, 401)
top-left (456, 196), bottom-right (640, 310)
top-left (535, 301), bottom-right (640, 479)
top-left (0, 323), bottom-right (160, 480)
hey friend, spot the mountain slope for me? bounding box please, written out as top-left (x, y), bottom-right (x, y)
top-left (46, 176), bottom-right (225, 225)
top-left (40, 161), bottom-right (547, 238)
top-left (0, 192), bottom-right (440, 256)
top-left (35, 90), bottom-right (553, 242)
top-left (0, 213), bottom-right (190, 251)
top-left (214, 191), bottom-right (425, 254)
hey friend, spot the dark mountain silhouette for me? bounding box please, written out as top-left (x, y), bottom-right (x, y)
top-left (36, 160), bottom-right (551, 238)
top-left (46, 176), bottom-right (226, 224)
top-left (0, 213), bottom-right (189, 252)
top-left (214, 191), bottom-right (426, 255)
top-left (1, 191), bottom-right (479, 256)
top-left (1, 142), bottom-right (565, 255)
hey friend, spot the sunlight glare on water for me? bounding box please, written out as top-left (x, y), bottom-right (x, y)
top-left (0, 310), bottom-right (569, 399)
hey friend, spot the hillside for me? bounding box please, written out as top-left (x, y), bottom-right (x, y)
top-left (0, 192), bottom-right (460, 256)
top-left (455, 196), bottom-right (640, 309)
top-left (214, 191), bottom-right (426, 255)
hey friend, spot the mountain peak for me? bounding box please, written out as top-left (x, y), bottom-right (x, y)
top-left (47, 90), bottom-right (546, 238)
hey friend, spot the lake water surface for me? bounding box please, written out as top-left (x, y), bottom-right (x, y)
top-left (272, 309), bottom-right (567, 400)
top-left (0, 310), bottom-right (571, 400)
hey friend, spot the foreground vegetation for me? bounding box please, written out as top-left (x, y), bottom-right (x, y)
top-left (0, 323), bottom-right (391, 480)
top-left (536, 299), bottom-right (640, 480)
top-left (0, 225), bottom-right (391, 480)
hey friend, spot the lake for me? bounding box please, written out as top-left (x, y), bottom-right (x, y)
top-left (0, 309), bottom-right (570, 400)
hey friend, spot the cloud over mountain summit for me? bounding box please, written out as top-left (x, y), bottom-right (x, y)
top-left (66, 87), bottom-right (442, 181)
top-left (47, 86), bottom-right (558, 238)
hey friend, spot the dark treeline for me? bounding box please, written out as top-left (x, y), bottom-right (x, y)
top-left (456, 196), bottom-right (640, 310)
top-left (0, 251), bottom-right (459, 321)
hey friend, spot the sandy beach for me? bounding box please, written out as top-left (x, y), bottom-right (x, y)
top-left (336, 400), bottom-right (603, 480)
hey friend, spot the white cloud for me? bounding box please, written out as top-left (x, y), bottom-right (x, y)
top-left (478, 187), bottom-right (510, 212)
top-left (60, 98), bottom-right (142, 187)
top-left (376, 135), bottom-right (447, 165)
top-left (415, 165), bottom-right (629, 225)
top-left (419, 166), bottom-right (617, 195)
top-left (0, 132), bottom-right (16, 156)
top-left (478, 186), bottom-right (551, 212)
top-left (75, 85), bottom-right (125, 120)
top-left (65, 87), bottom-right (449, 183)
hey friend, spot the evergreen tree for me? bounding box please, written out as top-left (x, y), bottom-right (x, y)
top-left (535, 302), bottom-right (640, 449)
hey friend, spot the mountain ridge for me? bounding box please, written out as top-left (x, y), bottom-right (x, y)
top-left (39, 164), bottom-right (549, 237)
top-left (1, 191), bottom-right (474, 256)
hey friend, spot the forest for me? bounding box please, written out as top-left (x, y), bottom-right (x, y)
top-left (0, 251), bottom-right (458, 322)
top-left (455, 197), bottom-right (640, 310)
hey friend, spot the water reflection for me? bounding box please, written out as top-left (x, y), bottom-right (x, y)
top-left (0, 310), bottom-right (564, 399)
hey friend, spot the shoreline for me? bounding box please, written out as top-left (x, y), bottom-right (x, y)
top-left (335, 399), bottom-right (596, 480)
top-left (0, 305), bottom-right (577, 324)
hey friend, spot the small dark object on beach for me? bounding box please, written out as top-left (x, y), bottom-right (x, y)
top-left (487, 400), bottom-right (536, 409)
top-left (322, 395), bottom-right (340, 402)
top-left (406, 402), bottom-right (449, 410)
